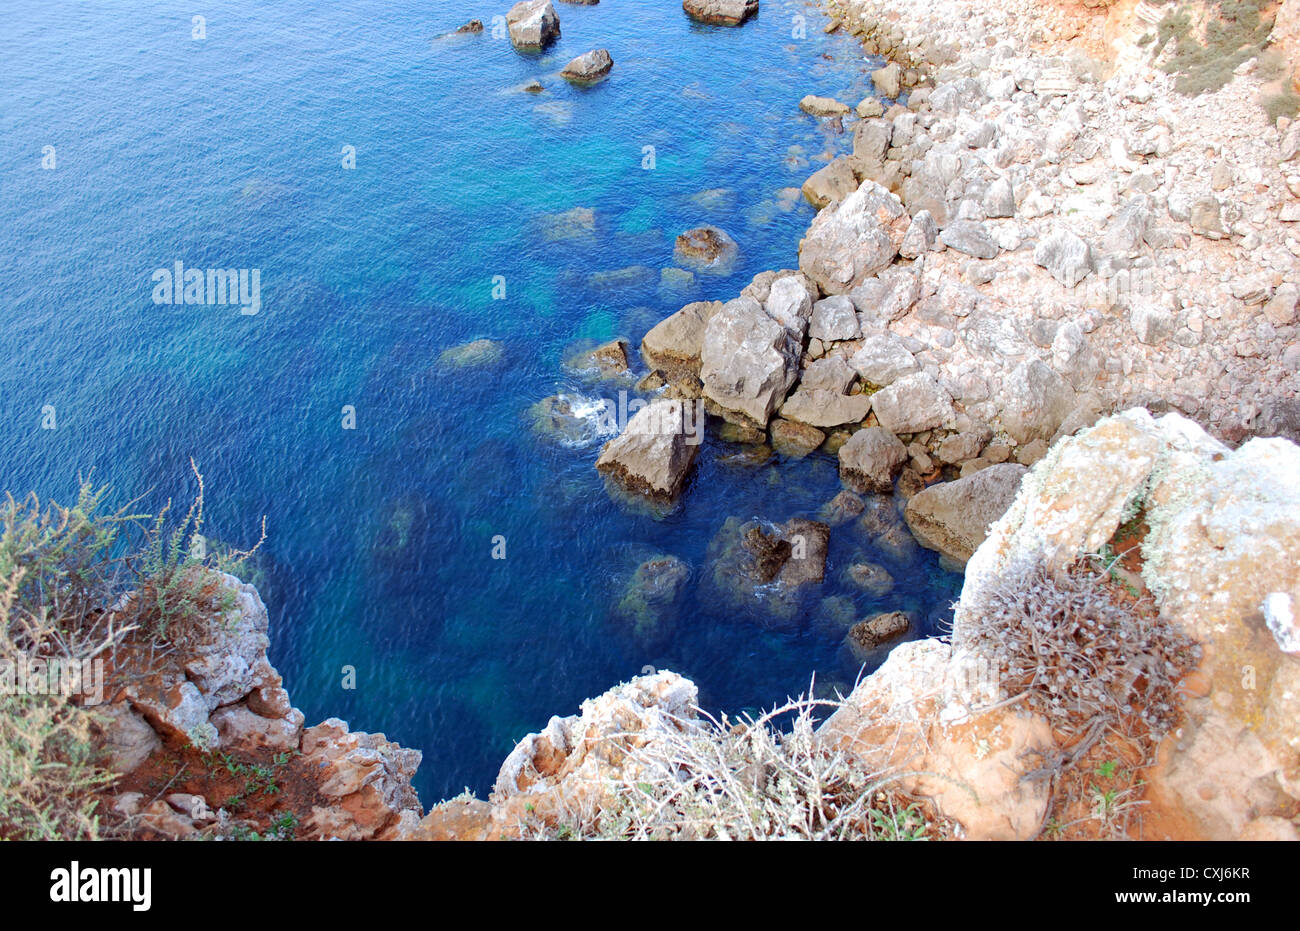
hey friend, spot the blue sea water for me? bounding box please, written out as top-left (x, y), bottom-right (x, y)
top-left (0, 0), bottom-right (961, 801)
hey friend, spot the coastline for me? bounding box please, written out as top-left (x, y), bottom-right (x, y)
top-left (71, 0), bottom-right (1300, 840)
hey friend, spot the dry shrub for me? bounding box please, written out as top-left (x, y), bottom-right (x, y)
top-left (0, 483), bottom-right (137, 839)
top-left (533, 686), bottom-right (944, 841)
top-left (957, 554), bottom-right (1201, 739)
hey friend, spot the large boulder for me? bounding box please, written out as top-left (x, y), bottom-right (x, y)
top-left (506, 0), bottom-right (561, 50)
top-left (595, 399), bottom-right (702, 499)
top-left (1033, 228), bottom-right (1094, 288)
top-left (997, 360), bottom-right (1077, 445)
top-left (868, 372), bottom-right (954, 434)
top-left (849, 331), bottom-right (919, 387)
top-left (682, 0), bottom-right (759, 25)
top-left (802, 158), bottom-right (859, 209)
top-left (903, 463), bottom-right (1028, 563)
top-left (640, 300), bottom-right (723, 383)
top-left (838, 427), bottom-right (908, 493)
top-left (561, 49), bottom-right (613, 84)
top-left (780, 357), bottom-right (871, 429)
top-left (799, 182), bottom-right (909, 295)
top-left (700, 297), bottom-right (801, 427)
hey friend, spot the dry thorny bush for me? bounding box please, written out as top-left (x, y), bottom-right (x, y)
top-left (526, 685), bottom-right (946, 841)
top-left (955, 552), bottom-right (1203, 838)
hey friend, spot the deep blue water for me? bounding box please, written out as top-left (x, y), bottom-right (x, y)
top-left (1, 0), bottom-right (961, 801)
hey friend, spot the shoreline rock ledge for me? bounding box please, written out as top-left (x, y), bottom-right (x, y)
top-left (683, 0), bottom-right (759, 26)
top-left (506, 0), bottom-right (560, 50)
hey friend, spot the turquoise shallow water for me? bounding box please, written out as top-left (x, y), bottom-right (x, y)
top-left (1, 0), bottom-right (961, 800)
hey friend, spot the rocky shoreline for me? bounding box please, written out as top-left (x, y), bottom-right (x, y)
top-left (93, 0), bottom-right (1300, 840)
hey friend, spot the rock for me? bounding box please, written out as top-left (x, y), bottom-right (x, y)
top-left (561, 49), bottom-right (613, 84)
top-left (935, 426), bottom-right (992, 464)
top-left (682, 0), bottom-right (759, 26)
top-left (528, 394), bottom-right (614, 447)
top-left (455, 20), bottom-right (484, 34)
top-left (674, 225), bottom-right (739, 276)
top-left (982, 177), bottom-right (1015, 219)
top-left (808, 295), bottom-right (860, 343)
top-left (700, 296), bottom-right (801, 427)
top-left (843, 611), bottom-right (912, 665)
top-left (940, 220), bottom-right (998, 259)
top-left (799, 182), bottom-right (909, 295)
top-left (845, 561), bottom-right (895, 596)
top-left (819, 488), bottom-right (866, 526)
top-left (770, 418), bottom-right (826, 457)
top-left (1189, 197), bottom-right (1224, 239)
top-left (566, 338), bottom-right (629, 378)
top-left (997, 360), bottom-right (1077, 445)
top-left (506, 0), bottom-right (561, 50)
top-left (849, 332), bottom-right (919, 387)
top-left (871, 62), bottom-right (901, 99)
top-left (610, 555), bottom-right (690, 650)
top-left (210, 703), bottom-right (303, 752)
top-left (438, 338), bottom-right (505, 369)
top-left (903, 463), bottom-right (1028, 563)
top-left (595, 399), bottom-right (702, 499)
top-left (802, 157), bottom-right (859, 208)
top-left (850, 266), bottom-right (921, 324)
top-left (869, 372), bottom-right (954, 434)
top-left (898, 209), bottom-right (938, 259)
top-left (839, 427), bottom-right (908, 493)
top-left (1263, 284), bottom-right (1298, 327)
top-left (703, 517), bottom-right (829, 629)
top-left (1033, 228), bottom-right (1094, 288)
top-left (1130, 303), bottom-right (1176, 346)
top-left (958, 410), bottom-right (1300, 839)
top-left (95, 702), bottom-right (162, 774)
top-left (763, 274), bottom-right (816, 336)
top-left (641, 301), bottom-right (722, 383)
top-left (853, 119), bottom-right (892, 164)
top-left (856, 97), bottom-right (884, 118)
top-left (301, 719), bottom-right (423, 840)
top-left (799, 94), bottom-right (850, 117)
top-left (780, 386), bottom-right (872, 429)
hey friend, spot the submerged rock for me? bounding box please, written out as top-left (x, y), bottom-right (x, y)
top-left (438, 338), bottom-right (505, 369)
top-left (703, 516), bottom-right (829, 629)
top-left (610, 554), bottom-right (691, 651)
top-left (682, 0), bottom-right (759, 26)
top-left (528, 394), bottom-right (616, 447)
top-left (844, 560), bottom-right (895, 597)
top-left (903, 463), bottom-right (1028, 564)
top-left (561, 49), bottom-right (613, 84)
top-left (595, 399), bottom-right (702, 499)
top-left (506, 0), bottom-right (560, 50)
top-left (674, 225), bottom-right (739, 276)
